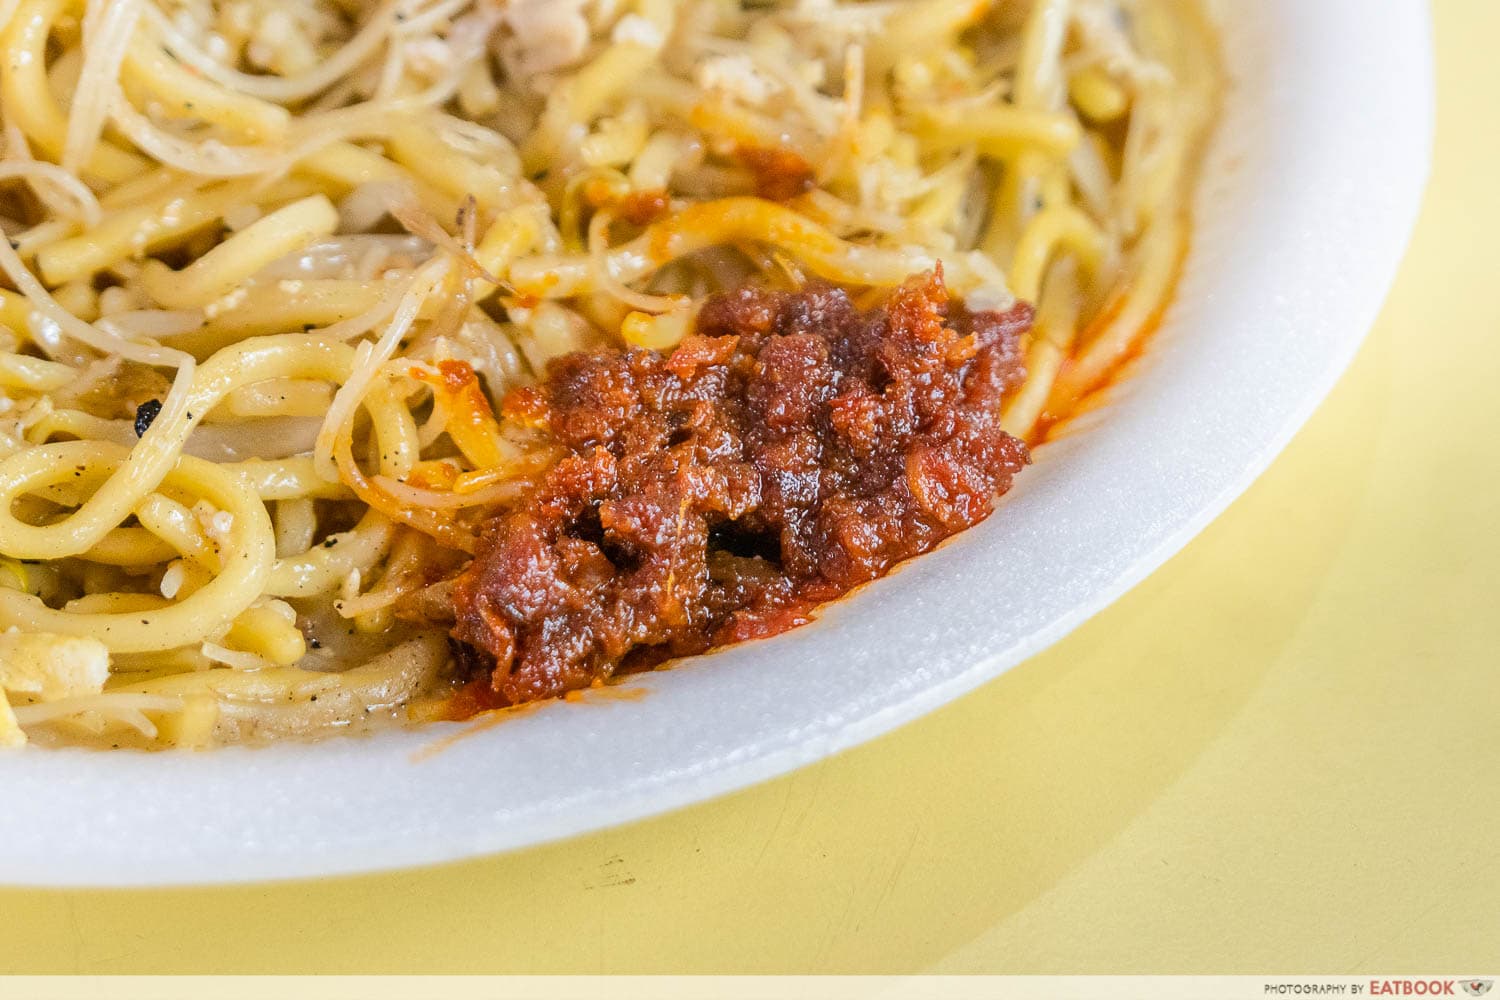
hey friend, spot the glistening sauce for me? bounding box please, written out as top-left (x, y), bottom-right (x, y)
top-left (419, 270), bottom-right (1033, 714)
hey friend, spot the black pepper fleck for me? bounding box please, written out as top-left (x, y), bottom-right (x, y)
top-left (134, 398), bottom-right (164, 437)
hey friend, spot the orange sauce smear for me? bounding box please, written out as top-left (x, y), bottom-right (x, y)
top-left (1031, 232), bottom-right (1191, 446)
top-left (1031, 299), bottom-right (1176, 446)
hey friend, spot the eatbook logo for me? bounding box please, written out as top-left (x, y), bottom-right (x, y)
top-left (1461, 982), bottom-right (1494, 997)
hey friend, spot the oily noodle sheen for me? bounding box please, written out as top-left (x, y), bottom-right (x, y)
top-left (0, 0), bottom-right (1218, 748)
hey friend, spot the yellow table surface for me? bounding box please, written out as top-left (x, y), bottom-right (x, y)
top-left (3, 0), bottom-right (1496, 975)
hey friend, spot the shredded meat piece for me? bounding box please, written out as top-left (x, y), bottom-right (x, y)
top-left (444, 270), bottom-right (1031, 707)
top-left (737, 146), bottom-right (817, 202)
top-left (495, 0), bottom-right (591, 81)
top-left (616, 188), bottom-right (671, 225)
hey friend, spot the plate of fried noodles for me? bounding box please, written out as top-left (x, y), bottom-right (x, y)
top-left (0, 0), bottom-right (1430, 884)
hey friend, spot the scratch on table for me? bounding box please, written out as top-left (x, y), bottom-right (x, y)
top-left (583, 854), bottom-right (637, 889)
top-left (788, 761), bottom-right (830, 836)
top-left (753, 780), bottom-right (796, 868)
top-left (873, 823), bottom-right (922, 915)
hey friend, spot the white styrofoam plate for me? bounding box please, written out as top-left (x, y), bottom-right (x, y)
top-left (0, 0), bottom-right (1433, 886)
